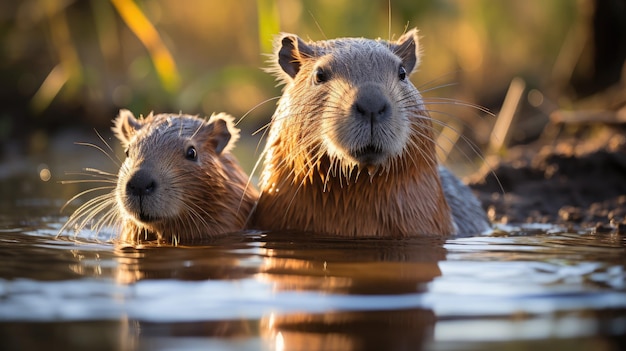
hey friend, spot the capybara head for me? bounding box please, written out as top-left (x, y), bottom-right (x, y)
top-left (267, 28), bottom-right (428, 175)
top-left (112, 110), bottom-right (255, 243)
top-left (60, 110), bottom-right (258, 245)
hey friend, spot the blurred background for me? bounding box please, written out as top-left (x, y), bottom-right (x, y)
top-left (1, 0), bottom-right (625, 211)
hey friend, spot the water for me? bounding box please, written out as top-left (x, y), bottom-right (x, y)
top-left (1, 133), bottom-right (625, 350)
top-left (1, 207), bottom-right (625, 350)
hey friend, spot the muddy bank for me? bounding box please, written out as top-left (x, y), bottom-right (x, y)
top-left (470, 122), bottom-right (626, 232)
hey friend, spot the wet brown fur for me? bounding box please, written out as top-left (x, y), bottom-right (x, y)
top-left (252, 29), bottom-right (455, 237)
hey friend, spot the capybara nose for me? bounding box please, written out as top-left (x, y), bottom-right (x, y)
top-left (126, 169), bottom-right (157, 197)
top-left (353, 85), bottom-right (391, 123)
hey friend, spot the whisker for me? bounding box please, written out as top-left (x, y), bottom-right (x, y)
top-left (94, 129), bottom-right (123, 166)
top-left (89, 207), bottom-right (119, 240)
top-left (415, 71), bottom-right (460, 92)
top-left (415, 111), bottom-right (504, 195)
top-left (419, 82), bottom-right (459, 94)
top-left (74, 141), bottom-right (120, 168)
top-left (61, 178), bottom-right (116, 185)
top-left (423, 98), bottom-right (494, 116)
top-left (411, 113), bottom-right (482, 165)
top-left (60, 186), bottom-right (116, 213)
top-left (64, 167), bottom-right (118, 178)
top-left (421, 110), bottom-right (488, 161)
top-left (236, 96), bottom-right (281, 126)
top-left (58, 192), bottom-right (117, 237)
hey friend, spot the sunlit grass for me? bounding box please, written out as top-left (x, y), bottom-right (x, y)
top-left (31, 1), bottom-right (82, 113)
top-left (257, 0), bottom-right (281, 54)
top-left (110, 0), bottom-right (180, 92)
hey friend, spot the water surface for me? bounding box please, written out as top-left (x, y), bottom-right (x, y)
top-left (0, 203), bottom-right (624, 350)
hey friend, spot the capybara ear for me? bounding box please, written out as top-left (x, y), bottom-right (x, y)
top-left (205, 112), bottom-right (239, 155)
top-left (391, 28), bottom-right (421, 74)
top-left (275, 33), bottom-right (315, 80)
top-left (112, 109), bottom-right (145, 149)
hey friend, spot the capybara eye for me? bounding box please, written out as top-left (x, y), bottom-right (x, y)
top-left (185, 146), bottom-right (197, 161)
top-left (313, 67), bottom-right (328, 84)
top-left (398, 65), bottom-right (407, 81)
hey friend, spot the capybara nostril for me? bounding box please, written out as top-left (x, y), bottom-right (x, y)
top-left (353, 86), bottom-right (391, 123)
top-left (126, 168), bottom-right (157, 197)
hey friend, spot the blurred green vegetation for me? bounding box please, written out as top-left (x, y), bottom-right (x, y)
top-left (0, 0), bottom-right (624, 173)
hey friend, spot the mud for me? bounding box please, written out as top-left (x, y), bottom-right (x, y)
top-left (470, 123), bottom-right (626, 233)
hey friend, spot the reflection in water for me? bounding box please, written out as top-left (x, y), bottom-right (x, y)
top-left (0, 214), bottom-right (625, 350)
top-left (262, 309), bottom-right (436, 351)
top-left (113, 237), bottom-right (256, 284)
top-left (108, 232), bottom-right (445, 350)
top-left (257, 232), bottom-right (445, 294)
top-left (256, 233), bottom-right (444, 351)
